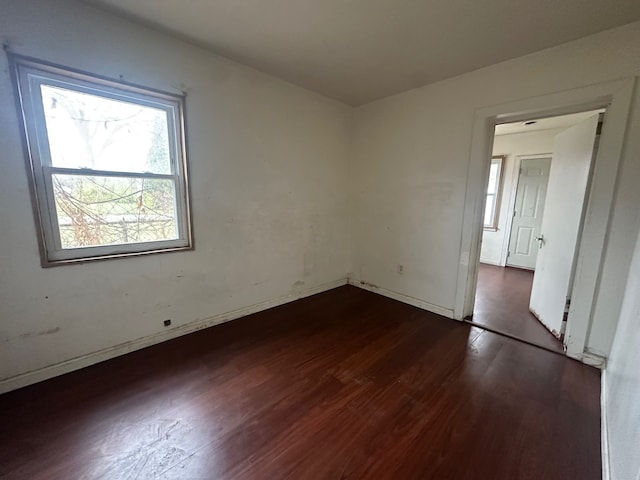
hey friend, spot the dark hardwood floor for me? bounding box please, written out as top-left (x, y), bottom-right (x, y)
top-left (0, 285), bottom-right (600, 479)
top-left (473, 264), bottom-right (564, 353)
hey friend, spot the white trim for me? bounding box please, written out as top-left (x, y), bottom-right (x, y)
top-left (601, 368), bottom-right (611, 480)
top-left (479, 259), bottom-right (503, 267)
top-left (454, 77), bottom-right (635, 370)
top-left (565, 350), bottom-right (607, 369)
top-left (348, 279), bottom-right (455, 319)
top-left (0, 278), bottom-right (348, 394)
top-left (563, 82), bottom-right (634, 358)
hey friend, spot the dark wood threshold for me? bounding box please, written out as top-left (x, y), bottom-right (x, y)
top-left (463, 317), bottom-right (567, 357)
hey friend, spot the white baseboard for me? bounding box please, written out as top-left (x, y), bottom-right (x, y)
top-left (348, 279), bottom-right (455, 319)
top-left (566, 350), bottom-right (607, 369)
top-left (601, 368), bottom-right (611, 480)
top-left (0, 278), bottom-right (348, 394)
top-left (479, 259), bottom-right (503, 267)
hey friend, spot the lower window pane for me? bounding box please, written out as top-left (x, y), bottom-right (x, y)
top-left (484, 194), bottom-right (495, 226)
top-left (52, 174), bottom-right (179, 249)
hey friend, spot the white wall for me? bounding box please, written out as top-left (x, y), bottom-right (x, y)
top-left (351, 21), bottom-right (640, 356)
top-left (0, 0), bottom-right (352, 390)
top-left (604, 224), bottom-right (640, 480)
top-left (480, 129), bottom-right (561, 265)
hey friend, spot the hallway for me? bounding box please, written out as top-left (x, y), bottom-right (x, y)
top-left (473, 264), bottom-right (564, 353)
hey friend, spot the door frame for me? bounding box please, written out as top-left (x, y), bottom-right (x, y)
top-left (501, 153), bottom-right (553, 268)
top-left (454, 77), bottom-right (635, 362)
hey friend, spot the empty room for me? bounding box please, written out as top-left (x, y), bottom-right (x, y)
top-left (1, 1), bottom-right (640, 479)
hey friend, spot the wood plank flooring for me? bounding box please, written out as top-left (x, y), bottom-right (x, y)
top-left (0, 285), bottom-right (600, 479)
top-left (474, 264), bottom-right (564, 352)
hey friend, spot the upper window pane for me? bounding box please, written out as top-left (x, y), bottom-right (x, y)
top-left (487, 162), bottom-right (500, 195)
top-left (40, 84), bottom-right (172, 174)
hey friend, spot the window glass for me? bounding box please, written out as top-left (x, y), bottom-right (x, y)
top-left (484, 195), bottom-right (495, 226)
top-left (41, 85), bottom-right (172, 174)
top-left (52, 174), bottom-right (178, 248)
top-left (487, 162), bottom-right (500, 195)
top-left (484, 156), bottom-right (505, 229)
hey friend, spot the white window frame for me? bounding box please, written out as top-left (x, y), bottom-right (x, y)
top-left (10, 55), bottom-right (193, 266)
top-left (484, 155), bottom-right (505, 231)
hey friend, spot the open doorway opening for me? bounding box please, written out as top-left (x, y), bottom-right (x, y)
top-left (469, 109), bottom-right (604, 353)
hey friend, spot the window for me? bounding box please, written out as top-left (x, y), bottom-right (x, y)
top-left (484, 155), bottom-right (505, 230)
top-left (11, 56), bottom-right (192, 266)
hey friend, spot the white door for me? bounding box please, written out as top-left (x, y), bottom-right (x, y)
top-left (506, 157), bottom-right (551, 269)
top-left (529, 114), bottom-right (599, 337)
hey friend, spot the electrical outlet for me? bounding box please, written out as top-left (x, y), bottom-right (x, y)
top-left (163, 319), bottom-right (172, 327)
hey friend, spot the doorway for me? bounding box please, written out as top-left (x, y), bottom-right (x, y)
top-left (454, 78), bottom-right (634, 363)
top-left (469, 109), bottom-right (603, 352)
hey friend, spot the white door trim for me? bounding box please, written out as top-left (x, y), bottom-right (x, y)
top-left (454, 77), bottom-right (635, 361)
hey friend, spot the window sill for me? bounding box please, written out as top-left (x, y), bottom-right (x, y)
top-left (40, 244), bottom-right (193, 268)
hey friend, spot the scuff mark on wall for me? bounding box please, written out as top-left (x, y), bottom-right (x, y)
top-left (19, 327), bottom-right (60, 339)
top-left (358, 280), bottom-right (379, 289)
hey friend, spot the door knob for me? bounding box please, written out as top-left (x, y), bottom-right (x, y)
top-left (535, 235), bottom-right (545, 248)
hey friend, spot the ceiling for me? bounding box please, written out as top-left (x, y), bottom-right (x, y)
top-left (83, 0), bottom-right (640, 105)
top-left (495, 110), bottom-right (604, 136)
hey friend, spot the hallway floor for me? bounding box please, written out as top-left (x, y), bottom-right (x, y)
top-left (473, 264), bottom-right (564, 353)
